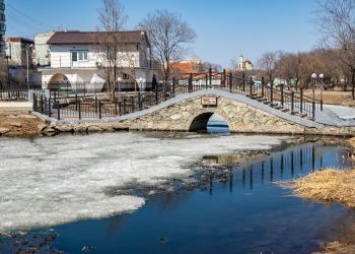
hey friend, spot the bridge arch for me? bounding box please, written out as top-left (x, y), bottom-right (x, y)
top-left (48, 73), bottom-right (71, 90)
top-left (189, 112), bottom-right (230, 132)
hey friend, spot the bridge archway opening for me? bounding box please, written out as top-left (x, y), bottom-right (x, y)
top-left (48, 73), bottom-right (71, 90)
top-left (189, 113), bottom-right (230, 134)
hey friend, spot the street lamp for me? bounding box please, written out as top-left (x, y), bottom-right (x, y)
top-left (311, 73), bottom-right (324, 110)
top-left (117, 77), bottom-right (122, 103)
top-left (311, 73), bottom-right (317, 102)
top-left (319, 73), bottom-right (324, 110)
top-left (26, 44), bottom-right (33, 91)
top-left (138, 77), bottom-right (144, 110)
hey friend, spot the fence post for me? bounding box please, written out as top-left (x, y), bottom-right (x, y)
top-left (249, 77), bottom-right (253, 96)
top-left (209, 68), bottom-right (212, 88)
top-left (291, 91), bottom-right (295, 113)
top-left (205, 73), bottom-right (208, 89)
top-left (119, 101), bottom-right (122, 116)
top-left (123, 97), bottom-right (126, 114)
top-left (261, 77), bottom-right (265, 97)
top-left (242, 73), bottom-right (246, 92)
top-left (155, 82), bottom-right (159, 105)
top-left (223, 69), bottom-right (226, 88)
top-left (188, 73), bottom-right (193, 93)
top-left (131, 96), bottom-right (134, 112)
top-left (78, 100), bottom-right (82, 120)
top-left (281, 85), bottom-right (284, 107)
top-left (98, 100), bottom-right (102, 119)
top-left (270, 82), bottom-right (274, 105)
top-left (40, 95), bottom-right (44, 114)
top-left (48, 98), bottom-right (52, 118)
top-left (32, 93), bottom-right (36, 112)
top-left (115, 99), bottom-right (118, 116)
top-left (172, 77), bottom-right (176, 97)
top-left (94, 96), bottom-right (98, 114)
top-left (312, 100), bottom-right (315, 120)
top-left (229, 72), bottom-right (233, 92)
top-left (57, 99), bottom-right (60, 120)
top-left (300, 88), bottom-right (303, 113)
top-left (75, 93), bottom-right (78, 111)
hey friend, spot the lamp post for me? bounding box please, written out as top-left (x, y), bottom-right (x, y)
top-left (319, 73), bottom-right (324, 110)
top-left (311, 73), bottom-right (317, 103)
top-left (311, 73), bottom-right (324, 110)
top-left (117, 77), bottom-right (122, 103)
top-left (138, 77), bottom-right (144, 110)
top-left (26, 44), bottom-right (33, 91)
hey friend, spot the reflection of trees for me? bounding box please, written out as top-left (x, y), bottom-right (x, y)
top-left (148, 190), bottom-right (194, 212)
top-left (106, 215), bottom-right (126, 236)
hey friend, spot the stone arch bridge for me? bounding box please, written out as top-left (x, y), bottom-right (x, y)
top-left (46, 89), bottom-right (341, 136)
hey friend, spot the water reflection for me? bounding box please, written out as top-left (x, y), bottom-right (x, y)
top-left (195, 142), bottom-right (354, 195)
top-left (52, 141), bottom-right (355, 254)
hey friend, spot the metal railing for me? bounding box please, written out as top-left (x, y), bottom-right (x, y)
top-left (32, 70), bottom-right (321, 121)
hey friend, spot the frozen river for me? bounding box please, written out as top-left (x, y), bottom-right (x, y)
top-left (0, 132), bottom-right (354, 253)
top-left (0, 132), bottom-right (286, 232)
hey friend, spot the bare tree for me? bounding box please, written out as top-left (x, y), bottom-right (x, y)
top-left (96, 0), bottom-right (127, 101)
top-left (316, 0), bottom-right (355, 97)
top-left (138, 10), bottom-right (196, 98)
top-left (257, 51), bottom-right (283, 85)
top-left (278, 53), bottom-right (302, 89)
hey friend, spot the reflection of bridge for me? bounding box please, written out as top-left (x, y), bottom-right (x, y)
top-left (31, 71), bottom-right (355, 135)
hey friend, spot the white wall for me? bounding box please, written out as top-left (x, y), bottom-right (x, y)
top-left (34, 32), bottom-right (54, 66)
top-left (50, 41), bottom-right (149, 69)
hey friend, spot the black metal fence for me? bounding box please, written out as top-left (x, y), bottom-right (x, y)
top-left (32, 71), bottom-right (321, 121)
top-left (0, 82), bottom-right (30, 101)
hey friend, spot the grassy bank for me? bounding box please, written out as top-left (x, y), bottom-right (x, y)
top-left (292, 138), bottom-right (355, 254)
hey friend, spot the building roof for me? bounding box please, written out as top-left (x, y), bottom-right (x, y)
top-left (47, 30), bottom-right (150, 46)
top-left (5, 37), bottom-right (34, 44)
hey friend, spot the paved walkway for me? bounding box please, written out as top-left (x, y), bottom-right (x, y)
top-left (316, 104), bottom-right (355, 126)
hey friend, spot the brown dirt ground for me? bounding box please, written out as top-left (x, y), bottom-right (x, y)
top-left (303, 89), bottom-right (355, 106)
top-left (0, 111), bottom-right (47, 138)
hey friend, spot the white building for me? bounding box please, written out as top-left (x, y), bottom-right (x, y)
top-left (5, 37), bottom-right (34, 66)
top-left (236, 55), bottom-right (253, 71)
top-left (34, 32), bottom-right (54, 66)
top-left (40, 30), bottom-right (156, 91)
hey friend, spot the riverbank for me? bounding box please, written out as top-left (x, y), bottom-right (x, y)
top-left (292, 137), bottom-right (355, 253)
top-left (0, 111), bottom-right (47, 138)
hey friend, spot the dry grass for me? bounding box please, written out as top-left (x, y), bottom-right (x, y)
top-left (293, 169), bottom-right (355, 208)
top-left (292, 137), bottom-right (355, 253)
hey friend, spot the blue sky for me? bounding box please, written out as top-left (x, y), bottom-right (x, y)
top-left (5, 0), bottom-right (319, 68)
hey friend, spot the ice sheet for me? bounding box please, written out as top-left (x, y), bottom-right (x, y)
top-left (0, 133), bottom-right (286, 232)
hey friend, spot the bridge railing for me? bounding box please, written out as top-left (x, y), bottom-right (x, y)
top-left (32, 70), bottom-right (320, 121)
top-left (168, 70), bottom-right (320, 120)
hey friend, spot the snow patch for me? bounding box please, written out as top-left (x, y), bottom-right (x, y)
top-left (0, 133), bottom-right (286, 232)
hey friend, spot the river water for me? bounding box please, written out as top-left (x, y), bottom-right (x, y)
top-left (0, 132), bottom-right (354, 253)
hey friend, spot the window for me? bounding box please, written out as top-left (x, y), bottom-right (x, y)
top-left (123, 73), bottom-right (130, 80)
top-left (72, 51), bottom-right (88, 62)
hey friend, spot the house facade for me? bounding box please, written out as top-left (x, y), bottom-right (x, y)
top-left (40, 30), bottom-right (156, 91)
top-left (34, 32), bottom-right (54, 66)
top-left (5, 37), bottom-right (34, 66)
